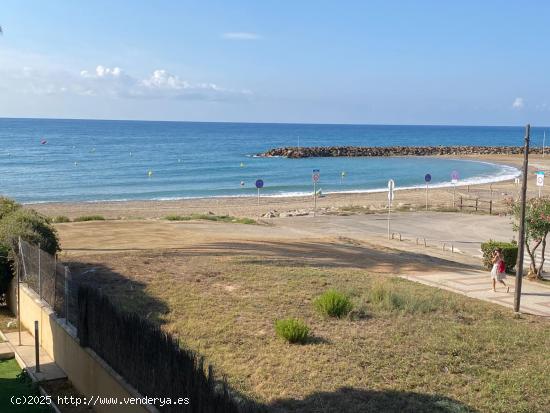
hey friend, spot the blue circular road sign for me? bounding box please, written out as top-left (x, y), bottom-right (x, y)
top-left (255, 179), bottom-right (264, 188)
top-left (424, 174), bottom-right (432, 183)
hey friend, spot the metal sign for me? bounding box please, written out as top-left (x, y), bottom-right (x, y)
top-left (424, 174), bottom-right (432, 183)
top-left (312, 169), bottom-right (320, 183)
top-left (536, 171), bottom-right (545, 187)
top-left (388, 179), bottom-right (395, 201)
top-left (255, 179), bottom-right (264, 189)
top-left (451, 170), bottom-right (459, 184)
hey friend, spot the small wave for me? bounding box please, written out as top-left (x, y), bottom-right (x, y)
top-left (22, 160), bottom-right (520, 205)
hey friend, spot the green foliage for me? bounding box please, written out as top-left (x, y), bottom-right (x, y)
top-left (50, 215), bottom-right (71, 223)
top-left (510, 197), bottom-right (550, 241)
top-left (163, 214), bottom-right (256, 224)
top-left (275, 318), bottom-right (310, 344)
top-left (313, 290), bottom-right (353, 318)
top-left (164, 215), bottom-right (192, 221)
top-left (0, 208), bottom-right (60, 255)
top-left (509, 196), bottom-right (550, 277)
top-left (0, 203), bottom-right (60, 296)
top-left (367, 280), bottom-right (448, 314)
top-left (73, 215), bottom-right (106, 222)
top-left (0, 197), bottom-right (21, 220)
top-left (480, 240), bottom-right (517, 272)
top-left (0, 244), bottom-right (11, 298)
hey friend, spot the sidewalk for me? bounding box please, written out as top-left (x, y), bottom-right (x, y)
top-left (3, 330), bottom-right (66, 382)
top-left (401, 270), bottom-right (550, 317)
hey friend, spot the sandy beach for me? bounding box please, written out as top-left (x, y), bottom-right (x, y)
top-left (29, 154), bottom-right (549, 219)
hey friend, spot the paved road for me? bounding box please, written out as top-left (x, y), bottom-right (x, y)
top-left (273, 212), bottom-right (550, 316)
top-left (274, 212), bottom-right (515, 258)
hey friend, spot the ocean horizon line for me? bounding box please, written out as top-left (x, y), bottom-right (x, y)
top-left (1, 116), bottom-right (548, 130)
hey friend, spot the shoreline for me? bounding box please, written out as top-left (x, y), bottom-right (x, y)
top-left (25, 154), bottom-right (539, 220)
top-left (22, 156), bottom-right (520, 206)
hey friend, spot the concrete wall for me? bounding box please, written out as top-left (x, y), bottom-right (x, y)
top-left (9, 281), bottom-right (157, 413)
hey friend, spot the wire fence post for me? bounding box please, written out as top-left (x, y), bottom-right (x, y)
top-left (64, 267), bottom-right (69, 323)
top-left (16, 253), bottom-right (21, 346)
top-left (34, 320), bottom-right (40, 373)
top-left (38, 243), bottom-right (41, 299)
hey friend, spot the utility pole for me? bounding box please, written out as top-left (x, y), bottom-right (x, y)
top-left (514, 124), bottom-right (530, 314)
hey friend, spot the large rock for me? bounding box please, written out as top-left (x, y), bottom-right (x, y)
top-left (258, 145), bottom-right (538, 158)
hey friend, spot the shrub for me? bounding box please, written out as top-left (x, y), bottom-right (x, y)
top-left (275, 318), bottom-right (310, 344)
top-left (0, 208), bottom-right (60, 255)
top-left (164, 215), bottom-right (192, 221)
top-left (313, 290), bottom-right (353, 318)
top-left (367, 280), bottom-right (446, 314)
top-left (0, 207), bottom-right (60, 296)
top-left (0, 244), bottom-right (11, 298)
top-left (163, 214), bottom-right (256, 224)
top-left (0, 197), bottom-right (21, 220)
top-left (73, 215), bottom-right (105, 222)
top-left (51, 215), bottom-right (71, 223)
top-left (481, 240), bottom-right (518, 272)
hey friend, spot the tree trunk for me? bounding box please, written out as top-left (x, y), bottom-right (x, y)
top-left (535, 233), bottom-right (547, 280)
top-left (525, 239), bottom-right (541, 277)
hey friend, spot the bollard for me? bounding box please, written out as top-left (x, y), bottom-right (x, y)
top-left (423, 238), bottom-right (427, 247)
top-left (34, 321), bottom-right (40, 373)
top-left (399, 233), bottom-right (402, 241)
top-left (451, 244), bottom-right (454, 253)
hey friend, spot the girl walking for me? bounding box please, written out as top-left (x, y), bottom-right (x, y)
top-left (491, 248), bottom-right (510, 293)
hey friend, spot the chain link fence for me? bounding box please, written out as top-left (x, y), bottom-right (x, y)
top-left (17, 238), bottom-right (78, 326)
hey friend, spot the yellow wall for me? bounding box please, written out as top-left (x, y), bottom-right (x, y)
top-left (9, 282), bottom-right (157, 413)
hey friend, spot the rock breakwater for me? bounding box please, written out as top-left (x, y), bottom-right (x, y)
top-left (259, 146), bottom-right (541, 158)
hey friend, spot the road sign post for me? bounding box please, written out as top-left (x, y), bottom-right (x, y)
top-left (387, 179), bottom-right (395, 239)
top-left (312, 169), bottom-right (320, 216)
top-left (424, 174), bottom-right (432, 211)
top-left (536, 171), bottom-right (544, 198)
top-left (255, 179), bottom-right (264, 205)
top-left (451, 171), bottom-right (459, 207)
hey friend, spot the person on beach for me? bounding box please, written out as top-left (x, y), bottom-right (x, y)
top-left (491, 248), bottom-right (510, 293)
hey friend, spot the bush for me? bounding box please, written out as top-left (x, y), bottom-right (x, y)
top-left (481, 240), bottom-right (518, 272)
top-left (164, 215), bottom-right (192, 221)
top-left (367, 280), bottom-right (446, 314)
top-left (0, 197), bottom-right (21, 220)
top-left (163, 214), bottom-right (256, 224)
top-left (73, 215), bottom-right (105, 222)
top-left (0, 209), bottom-right (60, 255)
top-left (275, 318), bottom-right (310, 344)
top-left (0, 244), bottom-right (11, 298)
top-left (51, 215), bottom-right (71, 223)
top-left (313, 290), bottom-right (353, 318)
top-left (0, 206), bottom-right (60, 297)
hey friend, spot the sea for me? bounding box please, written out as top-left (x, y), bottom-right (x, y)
top-left (0, 118), bottom-right (539, 204)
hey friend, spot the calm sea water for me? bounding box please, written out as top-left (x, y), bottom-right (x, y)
top-left (0, 118), bottom-right (536, 203)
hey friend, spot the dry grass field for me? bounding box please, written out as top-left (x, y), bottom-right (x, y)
top-left (65, 247), bottom-right (550, 413)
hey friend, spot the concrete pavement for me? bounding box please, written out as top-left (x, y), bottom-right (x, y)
top-left (401, 270), bottom-right (550, 317)
top-left (5, 331), bottom-right (66, 382)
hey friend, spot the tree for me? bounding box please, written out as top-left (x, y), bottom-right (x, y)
top-left (509, 196), bottom-right (550, 279)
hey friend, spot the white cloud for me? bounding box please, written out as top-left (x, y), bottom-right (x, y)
top-left (512, 97), bottom-right (524, 109)
top-left (1, 64), bottom-right (251, 101)
top-left (81, 65), bottom-right (122, 78)
top-left (222, 32), bottom-right (261, 40)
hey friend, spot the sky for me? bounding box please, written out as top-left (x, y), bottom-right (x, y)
top-left (0, 1), bottom-right (549, 125)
